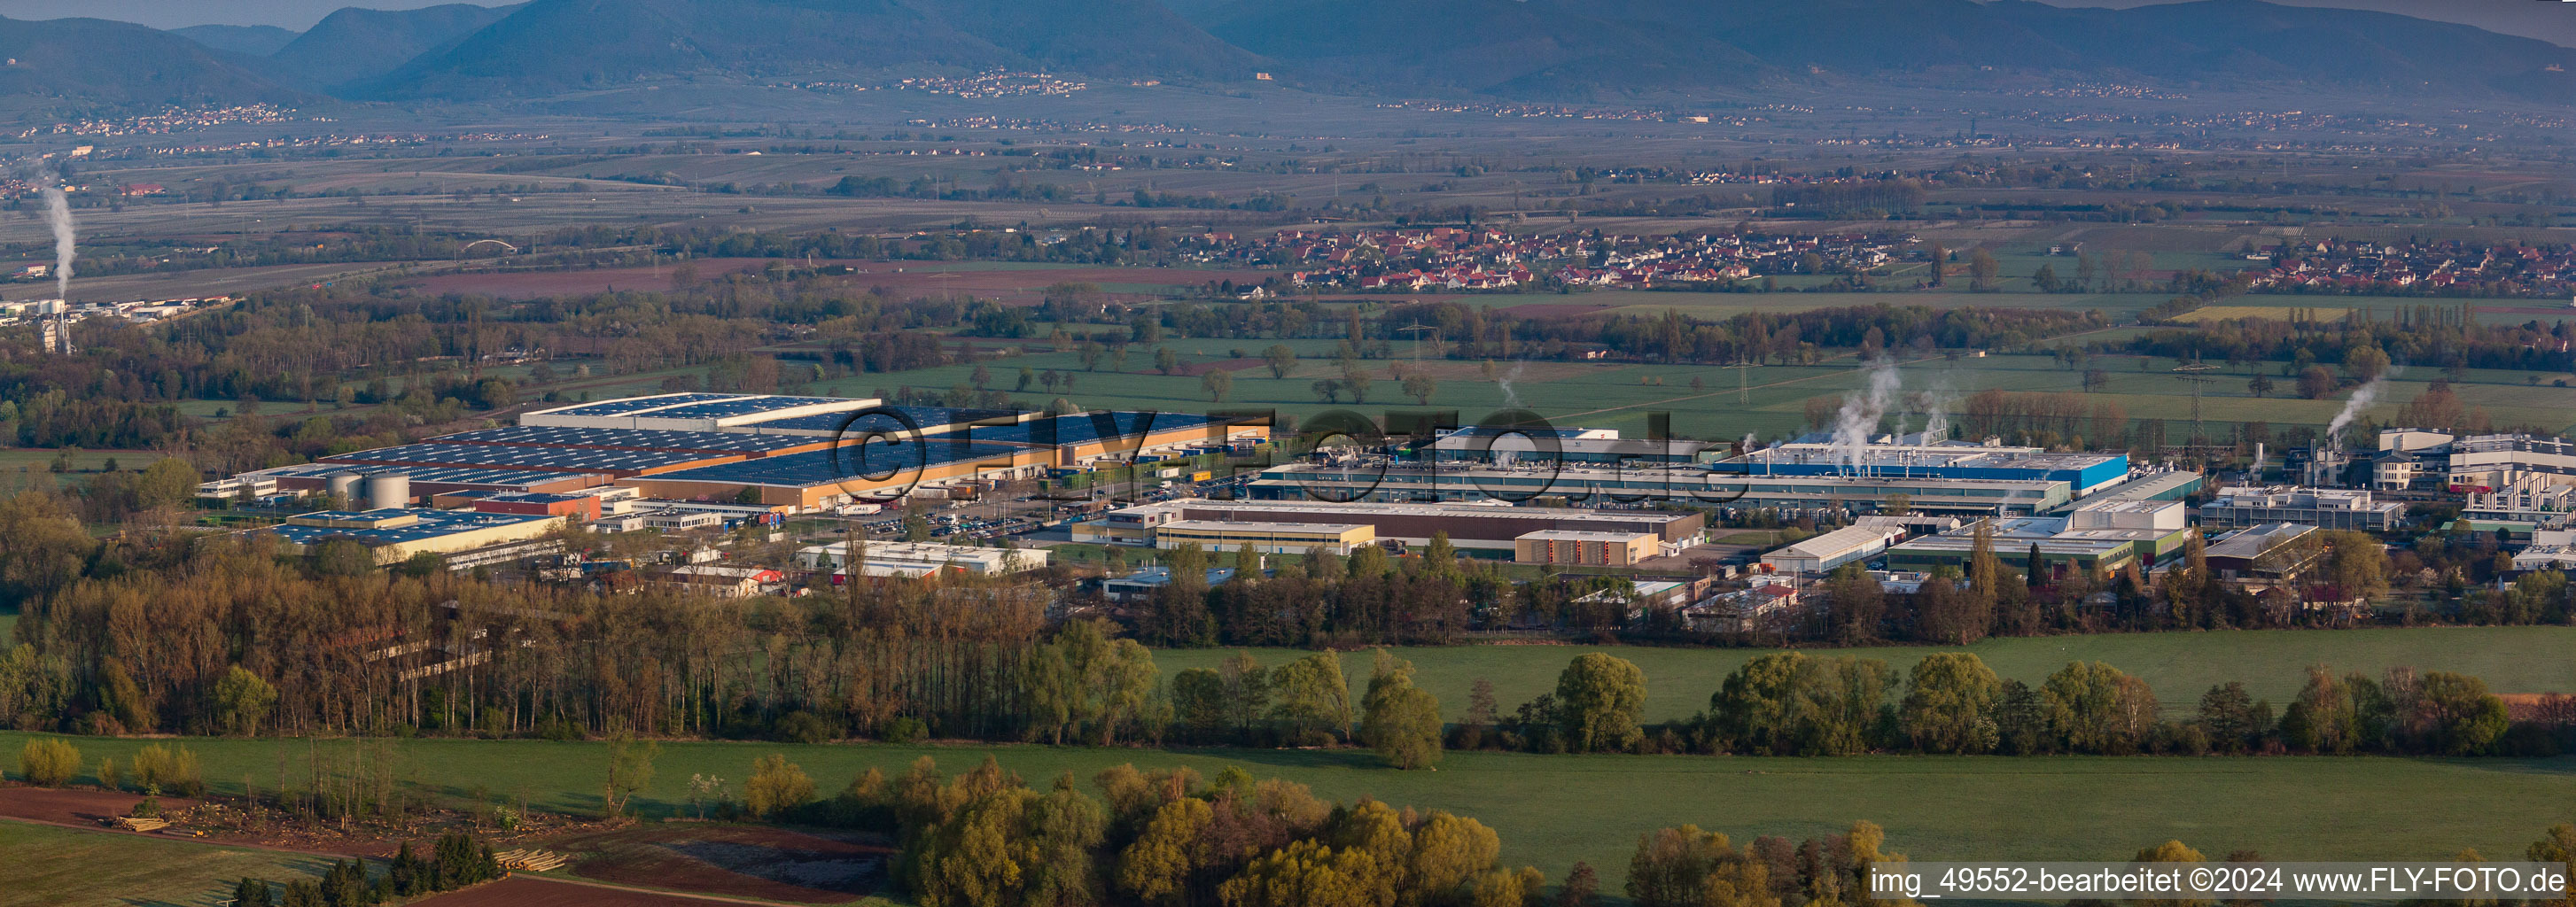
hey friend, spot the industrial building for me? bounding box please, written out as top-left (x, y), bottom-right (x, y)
top-left (1708, 439), bottom-right (2131, 497)
top-left (2202, 523), bottom-right (2323, 590)
top-left (520, 393), bottom-right (878, 432)
top-left (1072, 497), bottom-right (1706, 558)
top-left (1249, 461), bottom-right (2071, 515)
top-left (2199, 485), bottom-right (2404, 532)
top-left (622, 409), bottom-right (1259, 508)
top-left (1424, 426), bottom-right (1718, 466)
top-left (2459, 477), bottom-right (2576, 526)
top-left (2066, 469), bottom-right (2205, 508)
top-left (1758, 524), bottom-right (1908, 574)
top-left (1104, 567), bottom-right (1238, 602)
top-left (1515, 530), bottom-right (1661, 566)
top-left (1883, 507), bottom-right (2193, 581)
top-left (2379, 430), bottom-right (2576, 492)
top-left (2511, 529), bottom-right (2576, 573)
top-left (258, 508), bottom-right (566, 565)
top-left (1152, 520), bottom-right (1378, 555)
top-left (649, 564), bottom-right (789, 598)
top-left (1876, 500), bottom-right (2193, 582)
top-left (796, 540), bottom-right (1050, 577)
top-left (206, 395), bottom-right (1266, 516)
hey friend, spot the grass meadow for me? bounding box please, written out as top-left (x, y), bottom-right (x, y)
top-left (0, 820), bottom-right (341, 907)
top-left (4, 732), bottom-right (2571, 902)
top-left (1158, 626), bottom-right (2576, 725)
top-left (757, 345), bottom-right (2576, 441)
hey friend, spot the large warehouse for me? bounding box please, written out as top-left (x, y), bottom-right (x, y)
top-left (1708, 439), bottom-right (2131, 498)
top-left (1073, 497), bottom-right (1706, 559)
top-left (1249, 461), bottom-right (2070, 515)
top-left (213, 394), bottom-right (1268, 513)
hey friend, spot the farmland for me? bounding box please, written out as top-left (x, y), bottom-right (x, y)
top-left (1158, 625), bottom-right (2576, 725)
top-left (0, 818), bottom-right (341, 907)
top-left (787, 343), bottom-right (2576, 441)
top-left (5, 733), bottom-right (2571, 902)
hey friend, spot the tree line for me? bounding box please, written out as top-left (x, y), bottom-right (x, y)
top-left (6, 511), bottom-right (2571, 759)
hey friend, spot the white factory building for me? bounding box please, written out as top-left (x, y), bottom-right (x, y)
top-left (797, 540), bottom-right (1050, 578)
top-left (1759, 524), bottom-right (1909, 574)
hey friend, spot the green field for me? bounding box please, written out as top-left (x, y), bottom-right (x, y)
top-left (0, 449), bottom-right (170, 492)
top-left (772, 342), bottom-right (2576, 441)
top-left (5, 733), bottom-right (2570, 900)
top-left (1159, 626), bottom-right (2576, 725)
top-left (0, 819), bottom-right (341, 907)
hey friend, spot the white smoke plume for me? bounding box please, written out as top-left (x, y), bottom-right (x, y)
top-left (41, 180), bottom-right (74, 300)
top-left (2326, 377), bottom-right (2384, 452)
top-left (1914, 387), bottom-right (1957, 444)
top-left (1832, 360), bottom-right (1902, 475)
top-left (1498, 360), bottom-right (1526, 409)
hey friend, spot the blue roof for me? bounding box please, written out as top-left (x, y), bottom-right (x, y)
top-left (926, 411), bottom-right (1219, 447)
top-left (263, 508), bottom-right (558, 548)
top-left (640, 439), bottom-right (1028, 488)
top-left (542, 393), bottom-right (752, 417)
top-left (328, 465), bottom-right (602, 488)
top-left (1106, 566), bottom-right (1237, 588)
top-left (735, 405), bottom-right (984, 433)
top-left (432, 426), bottom-right (819, 454)
top-left (326, 443), bottom-right (727, 473)
top-left (632, 395), bottom-right (852, 419)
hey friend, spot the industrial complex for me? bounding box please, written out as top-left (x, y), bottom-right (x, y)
top-left (197, 389), bottom-right (2576, 635)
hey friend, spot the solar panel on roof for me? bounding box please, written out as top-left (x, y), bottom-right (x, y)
top-left (738, 405), bottom-right (984, 432)
top-left (325, 443), bottom-right (724, 472)
top-left (541, 392), bottom-right (754, 417)
top-left (635, 395), bottom-right (853, 419)
top-left (926, 411), bottom-right (1218, 447)
top-left (430, 426), bottom-right (818, 454)
top-left (643, 441), bottom-right (1027, 487)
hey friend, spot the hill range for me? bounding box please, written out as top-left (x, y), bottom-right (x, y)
top-left (7, 0), bottom-right (2575, 112)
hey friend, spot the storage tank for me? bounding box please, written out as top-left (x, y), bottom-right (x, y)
top-left (326, 471), bottom-right (364, 504)
top-left (365, 473), bottom-right (411, 510)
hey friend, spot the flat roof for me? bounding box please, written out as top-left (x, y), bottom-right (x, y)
top-left (326, 443), bottom-right (725, 473)
top-left (1129, 497), bottom-right (1694, 523)
top-left (1892, 533), bottom-right (2134, 557)
top-left (1160, 519), bottom-right (1369, 535)
top-left (2206, 523), bottom-right (2316, 559)
top-left (2073, 499), bottom-right (2183, 514)
top-left (1518, 529), bottom-right (1657, 542)
top-left (1432, 436), bottom-right (1713, 455)
top-left (629, 395), bottom-right (854, 420)
top-left (2078, 470), bottom-right (2204, 503)
top-left (636, 440), bottom-right (1029, 488)
top-left (926, 410), bottom-right (1227, 447)
top-left (432, 426), bottom-right (821, 454)
top-left (743, 406), bottom-right (990, 433)
top-left (803, 540), bottom-right (1031, 563)
top-left (261, 508), bottom-right (557, 547)
top-left (260, 462), bottom-right (605, 489)
top-left (1716, 443), bottom-right (2122, 472)
top-left (535, 393), bottom-right (754, 417)
top-left (1771, 524), bottom-right (1902, 556)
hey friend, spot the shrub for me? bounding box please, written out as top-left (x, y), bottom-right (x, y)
top-left (774, 710), bottom-right (838, 744)
top-left (132, 743), bottom-right (205, 797)
top-left (876, 716), bottom-right (927, 744)
top-left (743, 753), bottom-right (815, 820)
top-left (17, 739), bottom-right (79, 787)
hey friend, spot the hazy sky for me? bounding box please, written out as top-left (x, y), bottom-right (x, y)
top-left (0, 0), bottom-right (2568, 47)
